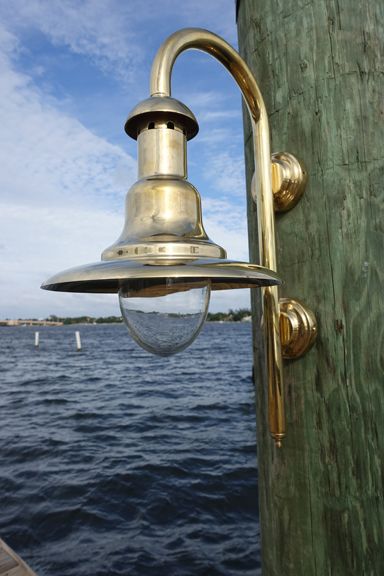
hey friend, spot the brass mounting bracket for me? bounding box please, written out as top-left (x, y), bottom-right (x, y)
top-left (272, 152), bottom-right (307, 213)
top-left (280, 298), bottom-right (317, 359)
top-left (254, 149), bottom-right (316, 447)
top-left (271, 154), bottom-right (316, 358)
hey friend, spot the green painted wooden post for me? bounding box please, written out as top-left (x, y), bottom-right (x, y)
top-left (236, 1), bottom-right (384, 574)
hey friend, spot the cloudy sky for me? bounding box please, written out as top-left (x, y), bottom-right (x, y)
top-left (0, 0), bottom-right (253, 319)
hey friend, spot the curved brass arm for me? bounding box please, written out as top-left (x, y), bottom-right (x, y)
top-left (150, 28), bottom-right (260, 122)
top-left (150, 28), bottom-right (284, 447)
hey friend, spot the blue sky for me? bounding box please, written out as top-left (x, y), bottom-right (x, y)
top-left (0, 0), bottom-right (253, 318)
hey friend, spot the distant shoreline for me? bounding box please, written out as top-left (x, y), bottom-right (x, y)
top-left (0, 309), bottom-right (252, 327)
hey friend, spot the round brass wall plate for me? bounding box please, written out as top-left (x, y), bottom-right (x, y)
top-left (272, 152), bottom-right (307, 213)
top-left (279, 298), bottom-right (317, 359)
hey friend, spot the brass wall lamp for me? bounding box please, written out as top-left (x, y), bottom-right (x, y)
top-left (42, 29), bottom-right (317, 447)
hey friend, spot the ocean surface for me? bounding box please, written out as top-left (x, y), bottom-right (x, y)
top-left (0, 323), bottom-right (261, 575)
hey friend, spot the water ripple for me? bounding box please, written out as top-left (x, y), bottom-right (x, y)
top-left (0, 323), bottom-right (260, 575)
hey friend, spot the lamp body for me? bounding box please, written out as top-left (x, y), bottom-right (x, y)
top-left (42, 91), bottom-right (280, 295)
top-left (102, 118), bottom-right (225, 262)
top-left (238, 0), bottom-right (384, 574)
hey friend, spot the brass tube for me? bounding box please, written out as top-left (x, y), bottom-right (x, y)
top-left (150, 28), bottom-right (285, 446)
top-left (137, 127), bottom-right (187, 179)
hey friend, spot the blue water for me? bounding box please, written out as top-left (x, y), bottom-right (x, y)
top-left (0, 323), bottom-right (260, 575)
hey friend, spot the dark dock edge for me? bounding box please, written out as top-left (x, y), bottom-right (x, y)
top-left (0, 539), bottom-right (37, 576)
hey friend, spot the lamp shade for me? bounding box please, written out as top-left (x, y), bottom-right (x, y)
top-left (41, 258), bottom-right (280, 296)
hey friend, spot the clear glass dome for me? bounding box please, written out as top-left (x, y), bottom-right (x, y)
top-left (119, 280), bottom-right (211, 356)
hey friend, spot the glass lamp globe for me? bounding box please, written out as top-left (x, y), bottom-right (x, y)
top-left (119, 279), bottom-right (211, 356)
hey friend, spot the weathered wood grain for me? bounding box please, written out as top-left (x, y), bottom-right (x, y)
top-left (237, 0), bottom-right (384, 574)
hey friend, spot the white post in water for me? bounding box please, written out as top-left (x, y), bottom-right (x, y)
top-left (34, 331), bottom-right (40, 348)
top-left (75, 330), bottom-right (82, 351)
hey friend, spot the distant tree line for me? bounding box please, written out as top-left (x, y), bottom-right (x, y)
top-left (46, 309), bottom-right (252, 324)
top-left (207, 308), bottom-right (251, 322)
top-left (47, 315), bottom-right (123, 325)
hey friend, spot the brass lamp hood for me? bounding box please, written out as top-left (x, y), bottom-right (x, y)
top-left (42, 28), bottom-right (317, 447)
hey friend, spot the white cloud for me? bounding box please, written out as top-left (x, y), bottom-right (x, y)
top-left (0, 25), bottom-right (134, 317)
top-left (181, 90), bottom-right (227, 111)
top-left (0, 0), bottom-right (143, 83)
top-left (0, 20), bottom-right (19, 54)
top-left (0, 201), bottom-right (122, 318)
top-left (199, 109), bottom-right (241, 123)
top-left (181, 90), bottom-right (241, 125)
top-left (0, 27), bottom-right (136, 209)
top-left (202, 150), bottom-right (245, 197)
top-left (202, 198), bottom-right (248, 261)
top-left (0, 0), bottom-right (237, 83)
